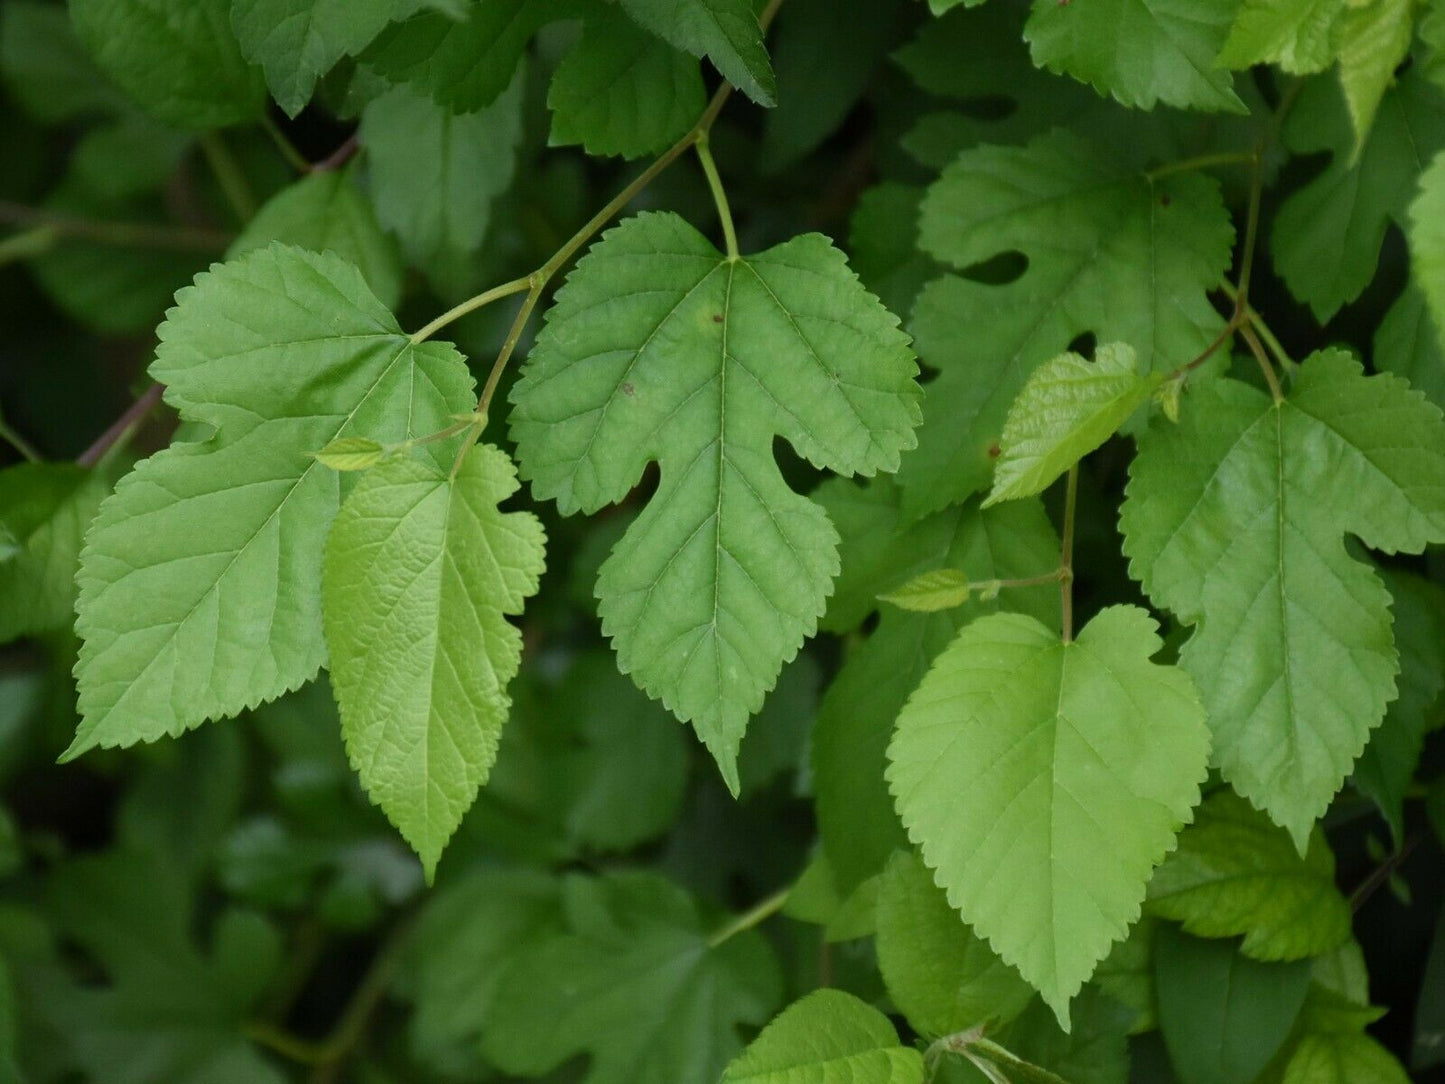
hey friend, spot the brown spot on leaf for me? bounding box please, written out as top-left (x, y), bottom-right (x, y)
top-left (988, 442), bottom-right (1001, 459)
top-left (622, 382), bottom-right (635, 397)
top-left (1160, 193), bottom-right (1172, 207)
top-left (712, 314), bottom-right (724, 324)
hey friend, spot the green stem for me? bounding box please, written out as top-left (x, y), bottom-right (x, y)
top-left (696, 134), bottom-right (739, 259)
top-left (0, 413), bottom-right (41, 462)
top-left (410, 275), bottom-right (534, 345)
top-left (1219, 281), bottom-right (1295, 371)
top-left (1060, 466), bottom-right (1078, 642)
top-left (1241, 323), bottom-right (1284, 403)
top-left (0, 225), bottom-right (58, 266)
top-left (1234, 146), bottom-right (1265, 312)
top-left (77, 383), bottom-right (165, 469)
top-left (1144, 150), bottom-right (1257, 183)
top-left (261, 114), bottom-right (310, 173)
top-left (449, 283), bottom-right (544, 479)
top-left (200, 131), bottom-right (257, 222)
top-left (0, 202), bottom-right (229, 253)
top-left (707, 886), bottom-right (791, 948)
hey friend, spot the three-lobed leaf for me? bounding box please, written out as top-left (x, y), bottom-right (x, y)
top-left (510, 211), bottom-right (920, 789)
top-left (69, 244), bottom-right (475, 760)
top-left (1121, 350), bottom-right (1445, 848)
top-left (321, 446), bottom-right (546, 879)
top-left (887, 606), bottom-right (1211, 1026)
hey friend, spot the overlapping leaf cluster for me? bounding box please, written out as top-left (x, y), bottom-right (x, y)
top-left (1, 0), bottom-right (1445, 1082)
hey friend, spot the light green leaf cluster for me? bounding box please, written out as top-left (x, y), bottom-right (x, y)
top-left (985, 342), bottom-right (1156, 506)
top-left (0, 464), bottom-right (105, 645)
top-left (510, 211), bottom-right (920, 789)
top-left (69, 0), bottom-right (266, 129)
top-left (721, 989), bottom-right (925, 1084)
top-left (1216, 0), bottom-right (1347, 74)
top-left (1121, 351), bottom-right (1445, 848)
top-left (480, 872), bottom-right (782, 1084)
top-left (1145, 789), bottom-right (1352, 960)
top-left (322, 447), bottom-right (546, 880)
top-left (875, 850), bottom-right (1034, 1038)
top-left (887, 606), bottom-right (1211, 1026)
top-left (1024, 0), bottom-right (1245, 114)
top-left (811, 480), bottom-right (1059, 892)
top-left (901, 130), bottom-right (1233, 515)
top-left (70, 245), bottom-right (476, 760)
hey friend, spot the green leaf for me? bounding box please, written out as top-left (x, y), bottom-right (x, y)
top-left (1275, 1030), bottom-right (1412, 1084)
top-left (231, 0), bottom-right (408, 117)
top-left (0, 463), bottom-right (105, 645)
top-left (1376, 282), bottom-right (1445, 408)
top-left (813, 480), bottom-right (1059, 890)
top-left (230, 169), bottom-right (404, 310)
top-left (1411, 150), bottom-right (1445, 357)
top-left (615, 0), bottom-right (776, 107)
top-left (510, 211), bottom-right (920, 789)
top-left (721, 988), bottom-right (925, 1084)
top-left (42, 849), bottom-right (285, 1084)
top-left (69, 245), bottom-right (475, 760)
top-left (900, 130), bottom-right (1232, 516)
top-left (1154, 925), bottom-right (1311, 1084)
top-left (990, 989), bottom-right (1134, 1084)
top-left (1024, 0), bottom-right (1245, 114)
top-left (548, 11), bottom-right (705, 158)
top-left (879, 569), bottom-right (972, 612)
top-left (312, 436), bottom-right (387, 471)
top-left (359, 75), bottom-right (524, 295)
top-left (848, 183), bottom-right (939, 322)
top-left (68, 114), bottom-right (193, 201)
top-left (985, 342), bottom-right (1155, 507)
top-left (1335, 0), bottom-right (1414, 155)
top-left (1274, 69), bottom-right (1445, 321)
top-left (364, 0), bottom-right (570, 113)
top-left (0, 0), bottom-right (128, 122)
top-left (1351, 571), bottom-right (1445, 845)
top-left (1416, 907), bottom-right (1445, 1069)
top-left (875, 850), bottom-right (1034, 1038)
top-left (1145, 789), bottom-right (1352, 960)
top-left (887, 606), bottom-right (1211, 1026)
top-left (406, 869), bottom-right (565, 1061)
top-left (321, 446), bottom-right (546, 878)
top-left (1216, 0), bottom-right (1347, 73)
top-left (1121, 350), bottom-right (1445, 847)
top-left (481, 872), bottom-right (783, 1084)
top-left (69, 0), bottom-right (265, 129)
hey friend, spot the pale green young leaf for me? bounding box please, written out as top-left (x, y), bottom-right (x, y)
top-left (312, 438), bottom-right (386, 472)
top-left (231, 0), bottom-right (407, 117)
top-left (1277, 1032), bottom-right (1412, 1084)
top-left (363, 0), bottom-right (570, 113)
top-left (481, 872), bottom-right (782, 1084)
top-left (887, 606), bottom-right (1211, 1026)
top-left (1274, 70), bottom-right (1445, 321)
top-left (69, 245), bottom-right (475, 760)
top-left (1154, 926), bottom-right (1311, 1084)
top-left (1216, 0), bottom-right (1347, 73)
top-left (0, 464), bottom-right (105, 646)
top-left (986, 343), bottom-right (1155, 507)
top-left (1335, 0), bottom-right (1414, 155)
top-left (70, 0), bottom-right (265, 129)
top-left (901, 130), bottom-right (1232, 516)
top-left (1121, 351), bottom-right (1445, 848)
top-left (321, 447), bottom-right (546, 879)
top-left (1351, 571), bottom-right (1445, 845)
top-left (615, 0), bottom-right (776, 107)
top-left (813, 480), bottom-right (1059, 891)
top-left (230, 169), bottom-right (404, 310)
top-left (721, 988), bottom-right (925, 1084)
top-left (509, 212), bottom-right (920, 790)
top-left (875, 850), bottom-right (1034, 1038)
top-left (359, 75), bottom-right (524, 295)
top-left (879, 569), bottom-right (971, 613)
top-left (1024, 0), bottom-right (1245, 114)
top-left (1145, 789), bottom-right (1352, 960)
top-left (549, 12), bottom-right (705, 158)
